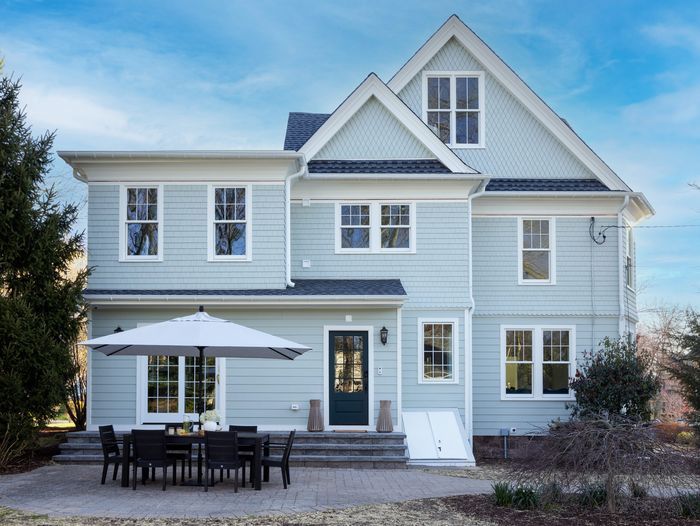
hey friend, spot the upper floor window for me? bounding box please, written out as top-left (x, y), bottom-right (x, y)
top-left (423, 71), bottom-right (484, 148)
top-left (335, 202), bottom-right (415, 254)
top-left (120, 185), bottom-right (162, 261)
top-left (207, 185), bottom-right (251, 261)
top-left (502, 326), bottom-right (575, 400)
top-left (419, 319), bottom-right (459, 384)
top-left (625, 225), bottom-right (634, 289)
top-left (518, 217), bottom-right (556, 285)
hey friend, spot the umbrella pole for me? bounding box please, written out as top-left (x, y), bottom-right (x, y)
top-left (197, 346), bottom-right (205, 422)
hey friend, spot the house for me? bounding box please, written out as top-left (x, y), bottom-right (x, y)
top-left (58, 15), bottom-right (653, 460)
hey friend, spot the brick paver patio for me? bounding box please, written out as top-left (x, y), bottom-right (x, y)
top-left (0, 464), bottom-right (493, 519)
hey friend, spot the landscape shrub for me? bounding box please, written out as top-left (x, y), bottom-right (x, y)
top-left (578, 483), bottom-right (609, 508)
top-left (512, 485), bottom-right (540, 509)
top-left (491, 482), bottom-right (514, 507)
top-left (677, 493), bottom-right (700, 519)
top-left (628, 480), bottom-right (648, 499)
top-left (676, 431), bottom-right (696, 445)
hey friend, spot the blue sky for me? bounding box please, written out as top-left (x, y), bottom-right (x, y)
top-left (1, 0), bottom-right (698, 318)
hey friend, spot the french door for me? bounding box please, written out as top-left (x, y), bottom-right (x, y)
top-left (140, 356), bottom-right (221, 423)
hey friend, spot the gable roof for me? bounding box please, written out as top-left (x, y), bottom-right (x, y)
top-left (284, 113), bottom-right (331, 151)
top-left (308, 159), bottom-right (451, 174)
top-left (387, 15), bottom-right (631, 192)
top-left (298, 73), bottom-right (479, 174)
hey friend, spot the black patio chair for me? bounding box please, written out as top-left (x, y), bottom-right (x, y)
top-left (261, 430), bottom-right (295, 489)
top-left (98, 425), bottom-right (128, 484)
top-left (204, 431), bottom-right (243, 493)
top-left (131, 429), bottom-right (177, 491)
top-left (227, 425), bottom-right (257, 484)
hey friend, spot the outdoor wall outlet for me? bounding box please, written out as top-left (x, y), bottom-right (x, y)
top-left (290, 403), bottom-right (300, 411)
top-left (345, 315), bottom-right (352, 322)
top-left (302, 259), bottom-right (311, 268)
top-left (302, 198), bottom-right (311, 207)
top-left (377, 367), bottom-right (383, 376)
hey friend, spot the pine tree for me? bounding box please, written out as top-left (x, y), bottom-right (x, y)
top-left (0, 76), bottom-right (88, 466)
top-left (667, 311), bottom-right (700, 432)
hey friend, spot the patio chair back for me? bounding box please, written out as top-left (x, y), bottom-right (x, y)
top-left (228, 425), bottom-right (258, 433)
top-left (98, 425), bottom-right (120, 459)
top-left (281, 430), bottom-right (296, 465)
top-left (132, 429), bottom-right (168, 463)
top-left (205, 431), bottom-right (239, 465)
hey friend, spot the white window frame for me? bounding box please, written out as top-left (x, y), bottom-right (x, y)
top-left (500, 325), bottom-right (576, 401)
top-left (417, 318), bottom-right (460, 385)
top-left (207, 184), bottom-right (252, 262)
top-left (119, 184), bottom-right (164, 262)
top-left (625, 224), bottom-right (634, 290)
top-left (334, 202), bottom-right (416, 254)
top-left (422, 70), bottom-right (485, 149)
top-left (518, 217), bottom-right (556, 285)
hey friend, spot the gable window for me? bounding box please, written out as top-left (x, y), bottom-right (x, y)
top-left (120, 185), bottom-right (162, 261)
top-left (519, 217), bottom-right (555, 284)
top-left (208, 185), bottom-right (251, 261)
top-left (423, 71), bottom-right (483, 147)
top-left (335, 202), bottom-right (415, 253)
top-left (340, 204), bottom-right (371, 249)
top-left (625, 225), bottom-right (634, 289)
top-left (419, 319), bottom-right (459, 384)
top-left (502, 326), bottom-right (575, 400)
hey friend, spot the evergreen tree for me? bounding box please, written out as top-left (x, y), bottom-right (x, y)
top-left (0, 76), bottom-right (88, 466)
top-left (666, 311), bottom-right (700, 431)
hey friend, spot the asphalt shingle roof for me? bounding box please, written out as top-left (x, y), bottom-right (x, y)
top-left (307, 159), bottom-right (451, 174)
top-left (485, 178), bottom-right (611, 192)
top-left (84, 279), bottom-right (407, 297)
top-left (284, 113), bottom-right (331, 151)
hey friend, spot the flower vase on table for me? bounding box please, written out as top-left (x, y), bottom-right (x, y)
top-left (200, 410), bottom-right (221, 432)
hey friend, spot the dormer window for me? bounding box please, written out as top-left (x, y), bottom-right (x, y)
top-left (422, 72), bottom-right (484, 148)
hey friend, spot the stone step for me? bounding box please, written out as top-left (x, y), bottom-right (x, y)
top-left (53, 453), bottom-right (408, 469)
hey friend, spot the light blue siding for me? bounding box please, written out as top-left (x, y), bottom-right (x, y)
top-left (397, 37), bottom-right (598, 180)
top-left (472, 315), bottom-right (619, 435)
top-left (90, 307), bottom-right (399, 428)
top-left (472, 216), bottom-right (620, 316)
top-left (622, 226), bottom-right (638, 323)
top-left (87, 184), bottom-right (286, 290)
top-left (314, 96), bottom-right (434, 160)
top-left (290, 201), bottom-right (470, 309)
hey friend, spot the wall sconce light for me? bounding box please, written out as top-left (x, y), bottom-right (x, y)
top-left (114, 326), bottom-right (123, 333)
top-left (380, 326), bottom-right (388, 346)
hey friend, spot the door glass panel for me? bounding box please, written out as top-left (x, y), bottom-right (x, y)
top-left (333, 335), bottom-right (365, 393)
top-left (184, 357), bottom-right (216, 413)
top-left (147, 356), bottom-right (179, 413)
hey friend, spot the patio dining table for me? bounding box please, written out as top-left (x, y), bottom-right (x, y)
top-left (119, 431), bottom-right (270, 490)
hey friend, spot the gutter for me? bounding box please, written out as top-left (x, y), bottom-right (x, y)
top-left (57, 150), bottom-right (304, 162)
top-left (83, 294), bottom-right (407, 307)
top-left (617, 195), bottom-right (630, 338)
top-left (285, 157), bottom-right (308, 287)
top-left (302, 173), bottom-right (486, 181)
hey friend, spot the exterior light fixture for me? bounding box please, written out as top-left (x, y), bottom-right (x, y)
top-left (380, 326), bottom-right (388, 346)
top-left (114, 326), bottom-right (123, 333)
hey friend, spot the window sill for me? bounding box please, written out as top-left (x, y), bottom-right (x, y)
top-left (335, 249), bottom-right (416, 255)
top-left (208, 256), bottom-right (252, 263)
top-left (119, 257), bottom-right (163, 263)
top-left (419, 379), bottom-right (459, 385)
top-left (448, 144), bottom-right (485, 150)
top-left (517, 280), bottom-right (557, 286)
top-left (501, 395), bottom-right (574, 402)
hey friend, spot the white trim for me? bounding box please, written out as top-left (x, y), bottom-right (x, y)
top-left (206, 184), bottom-right (253, 262)
top-left (86, 311), bottom-right (93, 429)
top-left (387, 15), bottom-right (630, 191)
top-left (396, 308), bottom-right (403, 432)
top-left (517, 217), bottom-right (556, 285)
top-left (334, 202), bottom-right (416, 254)
top-left (118, 184), bottom-right (164, 262)
top-left (299, 73), bottom-right (476, 174)
top-left (499, 324), bottom-right (576, 401)
top-left (625, 222), bottom-right (635, 291)
top-left (417, 318), bottom-right (460, 385)
top-left (323, 325), bottom-right (375, 430)
top-left (422, 71), bottom-right (485, 148)
top-left (84, 296), bottom-right (406, 307)
top-left (464, 308), bottom-right (472, 443)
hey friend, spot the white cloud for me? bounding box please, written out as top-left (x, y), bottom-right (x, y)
top-left (621, 84), bottom-right (700, 137)
top-left (643, 22), bottom-right (700, 55)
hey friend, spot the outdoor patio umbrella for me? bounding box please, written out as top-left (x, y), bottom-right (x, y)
top-left (81, 306), bottom-right (312, 417)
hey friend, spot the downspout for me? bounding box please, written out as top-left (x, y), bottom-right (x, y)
top-left (285, 157), bottom-right (308, 287)
top-left (465, 177), bottom-right (490, 447)
top-left (617, 195), bottom-right (630, 338)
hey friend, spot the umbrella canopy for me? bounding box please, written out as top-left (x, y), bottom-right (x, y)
top-left (81, 307), bottom-right (312, 417)
top-left (81, 308), bottom-right (312, 360)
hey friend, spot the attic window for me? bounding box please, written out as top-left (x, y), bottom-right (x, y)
top-left (423, 72), bottom-right (484, 148)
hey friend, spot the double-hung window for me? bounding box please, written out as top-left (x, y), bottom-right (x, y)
top-left (423, 72), bottom-right (484, 147)
top-left (519, 217), bottom-right (555, 284)
top-left (121, 186), bottom-right (162, 261)
top-left (502, 326), bottom-right (575, 400)
top-left (208, 185), bottom-right (251, 261)
top-left (336, 203), bottom-right (415, 253)
top-left (419, 319), bottom-right (458, 384)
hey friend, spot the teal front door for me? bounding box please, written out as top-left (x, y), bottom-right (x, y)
top-left (329, 331), bottom-right (369, 426)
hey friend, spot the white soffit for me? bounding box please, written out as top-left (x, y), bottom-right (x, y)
top-left (299, 73), bottom-right (478, 174)
top-left (387, 15), bottom-right (632, 192)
